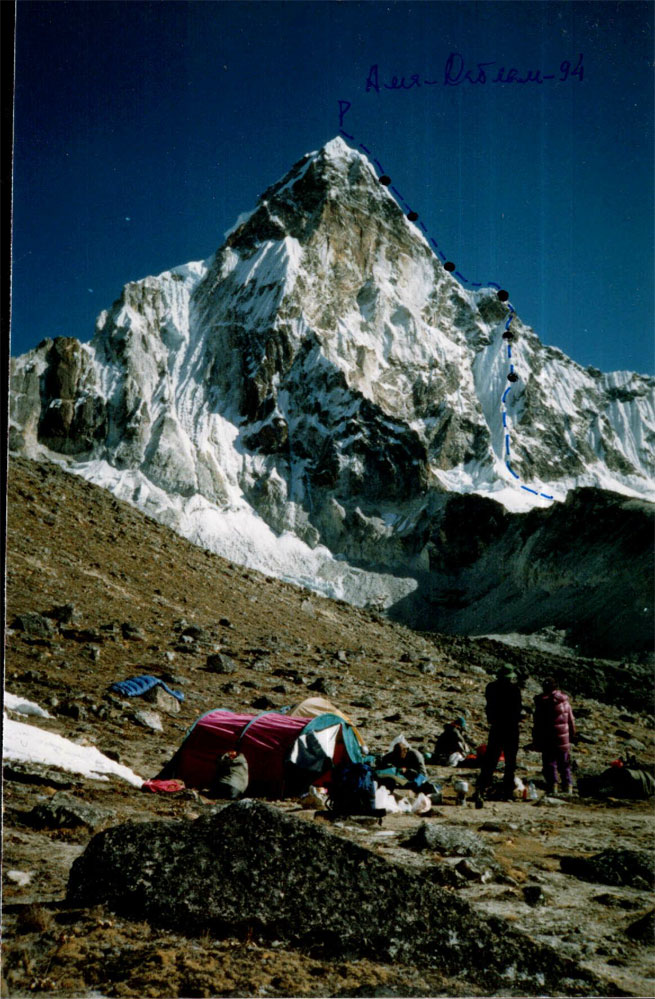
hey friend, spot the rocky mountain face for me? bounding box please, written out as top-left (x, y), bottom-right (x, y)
top-left (9, 137), bottom-right (654, 653)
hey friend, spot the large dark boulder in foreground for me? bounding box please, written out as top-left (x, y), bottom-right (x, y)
top-left (67, 800), bottom-right (615, 995)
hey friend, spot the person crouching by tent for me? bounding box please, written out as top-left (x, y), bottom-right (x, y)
top-left (474, 663), bottom-right (522, 807)
top-left (208, 750), bottom-right (249, 799)
top-left (532, 678), bottom-right (576, 795)
top-left (431, 717), bottom-right (470, 766)
top-left (379, 735), bottom-right (427, 783)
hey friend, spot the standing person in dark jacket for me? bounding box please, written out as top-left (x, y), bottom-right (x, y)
top-left (474, 663), bottom-right (522, 806)
top-left (532, 678), bottom-right (576, 794)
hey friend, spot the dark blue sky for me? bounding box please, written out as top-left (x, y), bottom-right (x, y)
top-left (11, 1), bottom-right (654, 374)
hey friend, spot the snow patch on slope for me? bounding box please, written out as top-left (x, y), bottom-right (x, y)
top-left (4, 692), bottom-right (53, 719)
top-left (3, 708), bottom-right (143, 786)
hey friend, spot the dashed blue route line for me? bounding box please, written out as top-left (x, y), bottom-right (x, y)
top-left (340, 125), bottom-right (554, 502)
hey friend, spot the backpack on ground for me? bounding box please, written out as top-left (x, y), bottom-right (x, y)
top-left (327, 761), bottom-right (378, 815)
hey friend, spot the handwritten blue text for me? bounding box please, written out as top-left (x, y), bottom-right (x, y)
top-left (365, 53), bottom-right (584, 93)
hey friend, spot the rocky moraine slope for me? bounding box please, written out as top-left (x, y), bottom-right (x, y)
top-left (3, 456), bottom-right (655, 999)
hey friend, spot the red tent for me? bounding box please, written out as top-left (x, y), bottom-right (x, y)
top-left (166, 709), bottom-right (362, 798)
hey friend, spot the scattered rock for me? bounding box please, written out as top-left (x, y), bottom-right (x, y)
top-left (12, 612), bottom-right (53, 638)
top-left (159, 672), bottom-right (187, 686)
top-left (307, 677), bottom-right (334, 696)
top-left (48, 603), bottom-right (78, 624)
top-left (180, 624), bottom-right (210, 642)
top-left (421, 863), bottom-right (462, 889)
top-left (26, 793), bottom-right (110, 831)
top-left (206, 653), bottom-right (237, 674)
top-left (100, 621), bottom-right (120, 635)
top-left (455, 858), bottom-right (494, 882)
top-left (121, 622), bottom-right (145, 641)
top-left (523, 885), bottom-right (545, 907)
top-left (142, 685), bottom-right (182, 715)
top-left (174, 641), bottom-right (196, 654)
top-left (251, 695), bottom-right (275, 710)
top-left (56, 700), bottom-right (88, 722)
top-left (561, 849), bottom-right (655, 890)
top-left (14, 903), bottom-right (53, 934)
top-left (625, 909), bottom-right (655, 943)
top-left (62, 627), bottom-right (105, 643)
top-left (132, 709), bottom-right (163, 732)
top-left (3, 762), bottom-right (80, 789)
top-left (404, 823), bottom-right (490, 858)
top-left (593, 893), bottom-right (642, 910)
top-left (17, 668), bottom-right (46, 684)
top-left (250, 659), bottom-right (271, 673)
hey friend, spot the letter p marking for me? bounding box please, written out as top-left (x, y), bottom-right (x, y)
top-left (338, 100), bottom-right (352, 129)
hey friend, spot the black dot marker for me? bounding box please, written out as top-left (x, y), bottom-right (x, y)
top-left (379, 175), bottom-right (391, 186)
top-left (502, 330), bottom-right (515, 341)
top-left (507, 372), bottom-right (519, 383)
top-left (444, 261), bottom-right (456, 272)
top-left (497, 290), bottom-right (509, 302)
top-left (407, 211), bottom-right (419, 222)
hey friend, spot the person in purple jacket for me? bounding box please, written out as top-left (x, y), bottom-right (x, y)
top-left (532, 678), bottom-right (576, 795)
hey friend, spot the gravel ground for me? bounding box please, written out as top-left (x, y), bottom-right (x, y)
top-left (3, 456), bottom-right (654, 998)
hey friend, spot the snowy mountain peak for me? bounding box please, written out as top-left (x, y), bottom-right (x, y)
top-left (320, 134), bottom-right (358, 160)
top-left (9, 137), bottom-right (655, 637)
